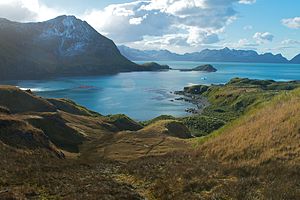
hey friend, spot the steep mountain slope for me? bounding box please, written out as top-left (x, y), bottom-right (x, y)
top-left (290, 53), bottom-right (300, 64)
top-left (0, 16), bottom-right (140, 80)
top-left (119, 45), bottom-right (289, 63)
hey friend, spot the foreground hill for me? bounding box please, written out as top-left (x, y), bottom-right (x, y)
top-left (0, 16), bottom-right (171, 80)
top-left (125, 88), bottom-right (300, 199)
top-left (0, 80), bottom-right (299, 199)
top-left (202, 88), bottom-right (300, 165)
top-left (119, 45), bottom-right (289, 63)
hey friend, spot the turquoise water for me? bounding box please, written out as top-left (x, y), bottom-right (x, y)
top-left (3, 61), bottom-right (300, 121)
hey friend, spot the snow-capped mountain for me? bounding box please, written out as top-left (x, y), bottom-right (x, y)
top-left (38, 16), bottom-right (95, 56)
top-left (0, 15), bottom-right (138, 80)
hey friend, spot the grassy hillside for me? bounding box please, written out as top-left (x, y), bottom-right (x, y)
top-left (178, 78), bottom-right (300, 136)
top-left (121, 87), bottom-right (300, 199)
top-left (0, 86), bottom-right (56, 113)
top-left (201, 88), bottom-right (300, 165)
top-left (0, 80), bottom-right (299, 199)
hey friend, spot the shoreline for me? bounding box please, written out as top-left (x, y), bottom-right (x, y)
top-left (174, 90), bottom-right (210, 115)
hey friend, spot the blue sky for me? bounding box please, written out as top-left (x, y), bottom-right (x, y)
top-left (0, 0), bottom-right (299, 59)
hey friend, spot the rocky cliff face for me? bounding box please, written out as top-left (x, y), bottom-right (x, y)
top-left (0, 15), bottom-right (139, 80)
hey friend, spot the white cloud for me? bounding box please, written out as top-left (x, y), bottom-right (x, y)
top-left (82, 0), bottom-right (255, 50)
top-left (237, 39), bottom-right (258, 47)
top-left (0, 0), bottom-right (63, 22)
top-left (221, 38), bottom-right (258, 50)
top-left (281, 17), bottom-right (300, 29)
top-left (239, 0), bottom-right (256, 4)
top-left (129, 17), bottom-right (143, 25)
top-left (0, 0), bottom-right (258, 52)
top-left (281, 39), bottom-right (300, 45)
top-left (129, 14), bottom-right (148, 25)
top-left (253, 32), bottom-right (274, 44)
top-left (243, 25), bottom-right (253, 30)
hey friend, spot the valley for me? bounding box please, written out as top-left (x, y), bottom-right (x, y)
top-left (0, 8), bottom-right (299, 199)
top-left (0, 78), bottom-right (299, 199)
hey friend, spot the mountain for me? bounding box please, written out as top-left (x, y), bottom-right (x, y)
top-left (118, 46), bottom-right (289, 63)
top-left (118, 45), bottom-right (181, 61)
top-left (290, 54), bottom-right (300, 64)
top-left (0, 16), bottom-right (145, 80)
top-left (183, 47), bottom-right (288, 63)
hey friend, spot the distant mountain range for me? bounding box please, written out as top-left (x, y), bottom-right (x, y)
top-left (0, 16), bottom-right (163, 80)
top-left (0, 15), bottom-right (299, 81)
top-left (290, 54), bottom-right (300, 64)
top-left (118, 45), bottom-right (300, 64)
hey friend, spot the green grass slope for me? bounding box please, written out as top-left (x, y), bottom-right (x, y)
top-left (201, 88), bottom-right (300, 165)
top-left (180, 78), bottom-right (300, 136)
top-left (121, 88), bottom-right (300, 199)
top-left (1, 81), bottom-right (300, 199)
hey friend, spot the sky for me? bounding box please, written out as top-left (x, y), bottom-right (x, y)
top-left (0, 0), bottom-right (299, 59)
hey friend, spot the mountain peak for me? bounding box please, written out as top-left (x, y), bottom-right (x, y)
top-left (222, 47), bottom-right (231, 51)
top-left (49, 15), bottom-right (78, 21)
top-left (0, 15), bottom-right (138, 80)
top-left (45, 15), bottom-right (82, 26)
top-left (118, 45), bottom-right (291, 63)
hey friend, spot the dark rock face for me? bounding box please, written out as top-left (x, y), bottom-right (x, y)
top-left (0, 15), bottom-right (139, 80)
top-left (184, 85), bottom-right (209, 95)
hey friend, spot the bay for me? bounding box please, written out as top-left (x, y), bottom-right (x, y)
top-left (3, 61), bottom-right (300, 121)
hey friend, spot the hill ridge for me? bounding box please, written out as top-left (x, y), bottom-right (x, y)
top-left (118, 45), bottom-right (297, 63)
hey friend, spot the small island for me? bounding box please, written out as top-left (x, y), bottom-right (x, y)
top-left (179, 64), bottom-right (217, 72)
top-left (139, 62), bottom-right (171, 71)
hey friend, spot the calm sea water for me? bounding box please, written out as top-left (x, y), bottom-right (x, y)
top-left (3, 61), bottom-right (300, 121)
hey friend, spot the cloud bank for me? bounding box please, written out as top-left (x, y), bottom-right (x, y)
top-left (282, 17), bottom-right (300, 29)
top-left (253, 32), bottom-right (274, 44)
top-left (0, 0), bottom-right (62, 22)
top-left (82, 0), bottom-right (254, 50)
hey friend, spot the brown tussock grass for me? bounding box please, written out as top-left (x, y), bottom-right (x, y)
top-left (201, 89), bottom-right (300, 165)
